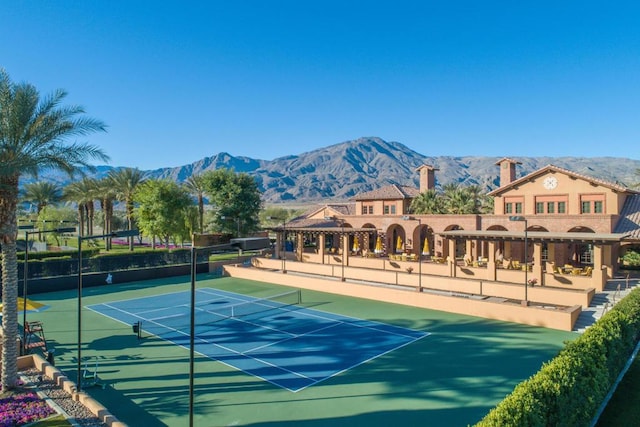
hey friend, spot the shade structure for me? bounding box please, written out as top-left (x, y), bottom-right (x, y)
top-left (352, 235), bottom-right (360, 252)
top-left (422, 238), bottom-right (430, 256)
top-left (374, 236), bottom-right (383, 253)
top-left (0, 297), bottom-right (48, 314)
top-left (396, 235), bottom-right (403, 252)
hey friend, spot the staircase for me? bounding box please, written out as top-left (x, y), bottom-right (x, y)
top-left (573, 276), bottom-right (639, 333)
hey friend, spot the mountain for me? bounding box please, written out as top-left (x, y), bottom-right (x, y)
top-left (33, 137), bottom-right (640, 203)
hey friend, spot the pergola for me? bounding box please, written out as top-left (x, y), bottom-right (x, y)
top-left (437, 229), bottom-right (629, 287)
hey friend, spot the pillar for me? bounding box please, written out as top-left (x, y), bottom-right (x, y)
top-left (449, 239), bottom-right (457, 277)
top-left (318, 234), bottom-right (327, 264)
top-left (487, 241), bottom-right (497, 281)
top-left (533, 242), bottom-right (543, 285)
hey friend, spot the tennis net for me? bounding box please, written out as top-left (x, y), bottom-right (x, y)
top-left (149, 289), bottom-right (302, 330)
top-left (200, 289), bottom-right (302, 321)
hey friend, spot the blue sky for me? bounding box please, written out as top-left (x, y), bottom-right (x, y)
top-left (2, 1), bottom-right (639, 170)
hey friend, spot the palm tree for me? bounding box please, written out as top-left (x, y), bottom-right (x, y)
top-left (184, 174), bottom-right (206, 234)
top-left (95, 177), bottom-right (117, 250)
top-left (64, 177), bottom-right (98, 237)
top-left (0, 68), bottom-right (107, 390)
top-left (442, 183), bottom-right (475, 214)
top-left (410, 189), bottom-right (442, 214)
top-left (21, 181), bottom-right (62, 214)
top-left (108, 168), bottom-right (146, 250)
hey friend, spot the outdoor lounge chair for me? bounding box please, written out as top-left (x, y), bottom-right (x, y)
top-left (581, 266), bottom-right (593, 276)
top-left (83, 358), bottom-right (106, 389)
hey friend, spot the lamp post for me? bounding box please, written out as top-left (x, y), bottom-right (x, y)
top-left (21, 225), bottom-right (75, 354)
top-left (266, 216), bottom-right (287, 273)
top-left (325, 216), bottom-right (345, 281)
top-left (509, 216), bottom-right (528, 304)
top-left (77, 229), bottom-right (139, 391)
top-left (402, 216), bottom-right (422, 292)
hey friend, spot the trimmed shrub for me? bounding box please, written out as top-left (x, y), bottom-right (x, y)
top-left (476, 288), bottom-right (640, 426)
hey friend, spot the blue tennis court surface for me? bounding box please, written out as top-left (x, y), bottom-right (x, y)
top-left (87, 288), bottom-right (429, 392)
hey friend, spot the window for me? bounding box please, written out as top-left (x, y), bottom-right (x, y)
top-left (558, 202), bottom-right (566, 213)
top-left (361, 206), bottom-right (367, 215)
top-left (515, 202), bottom-right (523, 214)
top-left (368, 206), bottom-right (373, 214)
top-left (384, 205), bottom-right (389, 215)
top-left (547, 202), bottom-right (555, 213)
top-left (536, 202), bottom-right (544, 214)
top-left (390, 205), bottom-right (396, 214)
top-left (580, 194), bottom-right (605, 215)
top-left (594, 201), bottom-right (603, 213)
top-left (505, 203), bottom-right (513, 214)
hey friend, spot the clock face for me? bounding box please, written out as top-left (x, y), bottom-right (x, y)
top-left (543, 176), bottom-right (558, 190)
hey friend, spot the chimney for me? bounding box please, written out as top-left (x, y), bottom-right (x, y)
top-left (416, 165), bottom-right (439, 192)
top-left (495, 158), bottom-right (522, 187)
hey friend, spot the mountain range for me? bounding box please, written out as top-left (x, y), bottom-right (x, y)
top-left (37, 137), bottom-right (640, 203)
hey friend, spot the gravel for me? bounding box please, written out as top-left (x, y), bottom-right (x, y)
top-left (20, 368), bottom-right (106, 427)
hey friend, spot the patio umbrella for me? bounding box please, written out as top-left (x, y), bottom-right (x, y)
top-left (396, 235), bottom-right (403, 253)
top-left (374, 236), bottom-right (383, 253)
top-left (352, 235), bottom-right (360, 252)
top-left (422, 238), bottom-right (430, 256)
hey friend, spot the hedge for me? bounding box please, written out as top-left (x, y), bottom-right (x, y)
top-left (476, 288), bottom-right (640, 426)
top-left (12, 248), bottom-right (204, 279)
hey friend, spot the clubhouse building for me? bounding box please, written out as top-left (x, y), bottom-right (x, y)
top-left (243, 159), bottom-right (640, 331)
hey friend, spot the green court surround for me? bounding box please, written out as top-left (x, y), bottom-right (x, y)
top-left (27, 274), bottom-right (577, 426)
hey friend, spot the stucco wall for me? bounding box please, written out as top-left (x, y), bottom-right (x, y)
top-left (227, 264), bottom-right (580, 331)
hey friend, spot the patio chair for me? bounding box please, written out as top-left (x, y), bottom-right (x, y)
top-left (581, 266), bottom-right (593, 276)
top-left (83, 358), bottom-right (106, 389)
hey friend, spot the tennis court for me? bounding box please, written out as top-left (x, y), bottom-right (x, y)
top-left (28, 274), bottom-right (577, 426)
top-left (87, 287), bottom-right (428, 392)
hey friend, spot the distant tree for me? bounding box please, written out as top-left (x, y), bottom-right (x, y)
top-left (63, 177), bottom-right (98, 237)
top-left (108, 168), bottom-right (146, 250)
top-left (442, 183), bottom-right (477, 214)
top-left (133, 179), bottom-right (192, 248)
top-left (21, 181), bottom-right (62, 214)
top-left (36, 205), bottom-right (76, 246)
top-left (184, 174), bottom-right (207, 234)
top-left (201, 169), bottom-right (262, 237)
top-left (410, 189), bottom-right (443, 214)
top-left (95, 177), bottom-right (117, 249)
top-left (0, 68), bottom-right (107, 390)
top-left (260, 207), bottom-right (292, 225)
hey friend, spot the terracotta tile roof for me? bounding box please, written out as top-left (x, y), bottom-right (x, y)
top-left (325, 203), bottom-right (356, 215)
top-left (354, 184), bottom-right (420, 201)
top-left (489, 164), bottom-right (639, 196)
top-left (615, 194), bottom-right (640, 239)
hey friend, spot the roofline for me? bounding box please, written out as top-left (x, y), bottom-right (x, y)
top-left (438, 229), bottom-right (628, 243)
top-left (488, 164), bottom-right (638, 196)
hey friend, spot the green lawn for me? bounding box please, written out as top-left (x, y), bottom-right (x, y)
top-left (597, 352), bottom-right (640, 426)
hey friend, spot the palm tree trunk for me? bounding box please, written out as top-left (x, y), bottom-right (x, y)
top-left (1, 240), bottom-right (19, 390)
top-left (0, 175), bottom-right (20, 390)
top-left (198, 195), bottom-right (204, 234)
top-left (87, 201), bottom-right (94, 236)
top-left (127, 200), bottom-right (134, 251)
top-left (76, 203), bottom-right (84, 237)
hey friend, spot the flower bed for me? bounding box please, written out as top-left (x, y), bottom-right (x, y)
top-left (0, 388), bottom-right (55, 426)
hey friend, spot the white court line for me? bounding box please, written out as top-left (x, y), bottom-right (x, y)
top-left (89, 287), bottom-right (430, 392)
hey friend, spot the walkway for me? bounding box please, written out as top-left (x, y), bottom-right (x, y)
top-left (573, 273), bottom-right (640, 333)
